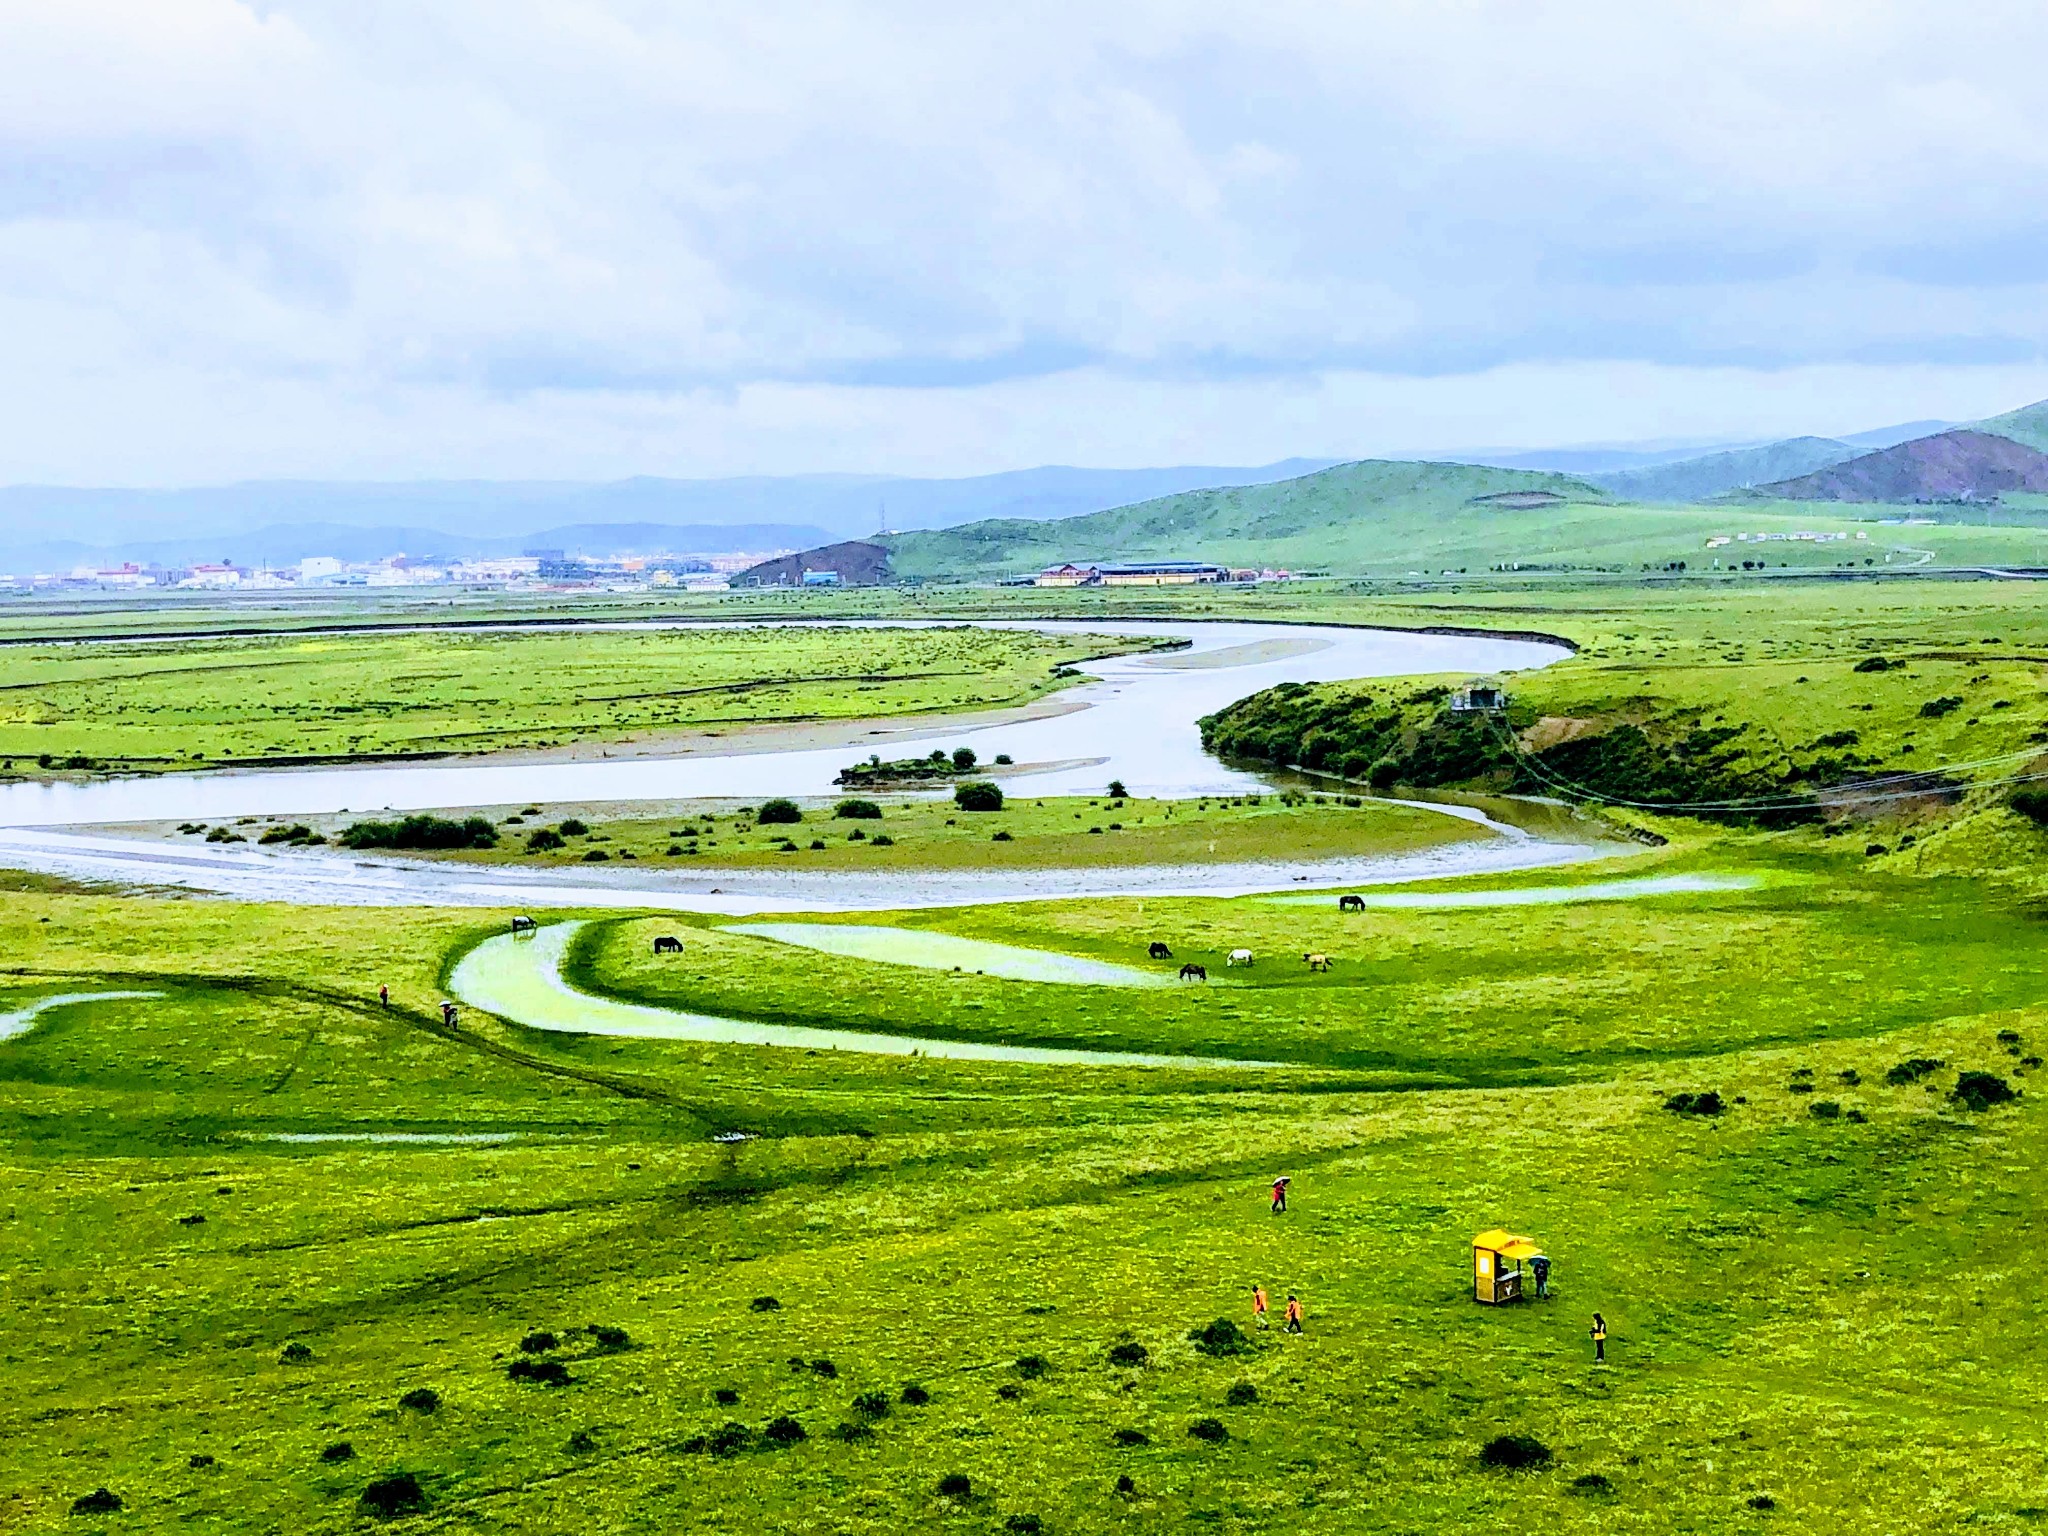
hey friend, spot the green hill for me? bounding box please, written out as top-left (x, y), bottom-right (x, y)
top-left (1590, 436), bottom-right (1857, 501)
top-left (884, 459), bottom-right (1611, 578)
top-left (1971, 397), bottom-right (2048, 452)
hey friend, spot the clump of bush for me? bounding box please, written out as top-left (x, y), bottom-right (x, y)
top-left (1114, 1474), bottom-right (1135, 1495)
top-left (358, 1472), bottom-right (428, 1518)
top-left (1853, 656), bottom-right (1898, 673)
top-left (707, 1422), bottom-right (749, 1457)
top-left (520, 1331), bottom-right (558, 1353)
top-left (762, 1415), bottom-right (806, 1446)
top-left (1188, 1318), bottom-right (1249, 1356)
top-left (1113, 1428), bottom-right (1149, 1447)
top-left (567, 1430), bottom-right (597, 1454)
top-left (1919, 696), bottom-right (1963, 718)
top-left (526, 827), bottom-right (565, 851)
top-left (713, 1387), bottom-right (740, 1406)
top-left (1572, 1473), bottom-right (1613, 1494)
top-left (1107, 1342), bottom-right (1149, 1367)
top-left (1005, 1516), bottom-right (1043, 1534)
top-left (339, 813), bottom-right (497, 850)
top-left (1188, 1417), bottom-right (1229, 1442)
top-left (1748, 1494), bottom-right (1777, 1510)
top-left (2010, 787), bottom-right (2048, 826)
top-left (278, 1341), bottom-right (313, 1364)
top-left (1953, 1071), bottom-right (2017, 1111)
top-left (996, 1383), bottom-right (1023, 1400)
top-left (852, 1391), bottom-right (890, 1419)
top-left (954, 781), bottom-right (1004, 811)
top-left (558, 817), bottom-right (589, 835)
top-left (508, 1359), bottom-right (570, 1386)
top-left (320, 1442), bottom-right (356, 1462)
top-left (71, 1489), bottom-right (122, 1514)
top-left (900, 1384), bottom-right (930, 1406)
top-left (937, 1472), bottom-right (973, 1498)
top-left (871, 834), bottom-right (895, 846)
top-left (750, 1295), bottom-right (781, 1312)
top-left (810, 1358), bottom-right (838, 1378)
top-left (1480, 1433), bottom-right (1552, 1469)
top-left (1808, 1100), bottom-right (1841, 1120)
top-left (835, 798), bottom-right (883, 819)
top-left (757, 799), bottom-right (802, 824)
top-left (587, 1324), bottom-right (629, 1351)
top-left (188, 1454), bottom-right (215, 1470)
top-left (1014, 1355), bottom-right (1049, 1378)
top-left (1225, 1382), bottom-right (1259, 1406)
top-left (1664, 1090), bottom-right (1724, 1116)
top-left (398, 1388), bottom-right (439, 1413)
top-left (833, 1420), bottom-right (874, 1442)
top-left (1886, 1057), bottom-right (1945, 1085)
top-left (258, 824), bottom-right (316, 845)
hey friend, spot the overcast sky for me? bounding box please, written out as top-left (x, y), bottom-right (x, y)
top-left (7, 1), bottom-right (2048, 483)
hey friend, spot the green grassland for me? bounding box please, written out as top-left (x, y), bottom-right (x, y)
top-left (6, 827), bottom-right (2048, 1531)
top-left (0, 624), bottom-right (1155, 774)
top-left (321, 793), bottom-right (1486, 873)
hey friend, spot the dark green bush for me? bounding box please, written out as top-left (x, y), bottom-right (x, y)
top-left (871, 834), bottom-right (895, 846)
top-left (938, 1473), bottom-right (972, 1498)
top-left (398, 1388), bottom-right (440, 1413)
top-left (707, 1422), bottom-right (749, 1457)
top-left (71, 1489), bottom-right (122, 1514)
top-left (588, 1325), bottom-right (629, 1351)
top-left (1480, 1434), bottom-right (1551, 1469)
top-left (954, 781), bottom-right (1004, 811)
top-left (526, 827), bottom-right (565, 851)
top-left (1953, 1071), bottom-right (2017, 1111)
top-left (762, 1415), bottom-right (806, 1446)
top-left (1664, 1090), bottom-right (1725, 1116)
top-left (1107, 1342), bottom-right (1148, 1367)
top-left (1572, 1473), bottom-right (1613, 1494)
top-left (1113, 1428), bottom-right (1149, 1446)
top-left (810, 1358), bottom-right (837, 1377)
top-left (952, 747), bottom-right (978, 770)
top-left (1115, 1474), bottom-right (1136, 1495)
top-left (1886, 1057), bottom-right (1945, 1085)
top-left (1187, 1318), bottom-right (1248, 1356)
top-left (1852, 656), bottom-right (1897, 673)
top-left (1225, 1382), bottom-right (1258, 1406)
top-left (567, 1430), bottom-right (597, 1454)
top-left (833, 1420), bottom-right (874, 1442)
top-left (278, 1341), bottom-right (313, 1364)
top-left (852, 1391), bottom-right (890, 1419)
top-left (900, 1384), bottom-right (930, 1405)
top-left (359, 1474), bottom-right (427, 1518)
top-left (520, 1331), bottom-right (558, 1353)
top-left (1005, 1516), bottom-right (1043, 1534)
top-left (508, 1359), bottom-right (569, 1386)
top-left (339, 814), bottom-right (497, 851)
top-left (1014, 1355), bottom-right (1048, 1378)
top-left (749, 1295), bottom-right (781, 1311)
top-left (1808, 1100), bottom-right (1841, 1119)
top-left (2011, 787), bottom-right (2048, 827)
top-left (1188, 1417), bottom-right (1229, 1442)
top-left (714, 1388), bottom-right (739, 1406)
top-left (558, 818), bottom-right (589, 835)
top-left (835, 798), bottom-right (883, 819)
top-left (320, 1442), bottom-right (356, 1462)
top-left (757, 799), bottom-right (802, 824)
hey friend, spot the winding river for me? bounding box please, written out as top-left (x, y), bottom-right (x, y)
top-left (0, 617), bottom-right (1613, 907)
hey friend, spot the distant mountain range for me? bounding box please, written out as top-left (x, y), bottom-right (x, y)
top-left (1757, 430), bottom-right (2048, 502)
top-left (0, 462), bottom-right (1340, 572)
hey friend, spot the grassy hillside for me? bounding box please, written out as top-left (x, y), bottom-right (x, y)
top-left (1589, 437), bottom-right (1855, 502)
top-left (1971, 396), bottom-right (2048, 452)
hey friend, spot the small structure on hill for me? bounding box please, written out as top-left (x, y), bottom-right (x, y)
top-left (1450, 682), bottom-right (1507, 712)
top-left (1472, 1229), bottom-right (1545, 1304)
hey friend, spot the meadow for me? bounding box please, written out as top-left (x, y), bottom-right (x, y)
top-left (0, 624), bottom-right (1156, 774)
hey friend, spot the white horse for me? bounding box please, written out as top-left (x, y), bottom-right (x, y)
top-left (1226, 948), bottom-right (1255, 967)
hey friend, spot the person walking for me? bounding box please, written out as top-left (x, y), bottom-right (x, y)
top-left (1252, 1284), bottom-right (1269, 1329)
top-left (1530, 1253), bottom-right (1550, 1299)
top-left (378, 984), bottom-right (389, 1008)
top-left (1590, 1312), bottom-right (1607, 1363)
top-left (1270, 1176), bottom-right (1289, 1214)
top-left (1284, 1294), bottom-right (1304, 1334)
top-left (441, 1001), bottom-right (457, 1030)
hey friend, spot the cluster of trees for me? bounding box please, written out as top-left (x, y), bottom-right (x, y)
top-left (338, 813), bottom-right (499, 850)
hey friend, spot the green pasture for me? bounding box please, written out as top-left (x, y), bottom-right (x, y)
top-left (0, 623), bottom-right (1153, 774)
top-left (4, 829), bottom-right (2048, 1529)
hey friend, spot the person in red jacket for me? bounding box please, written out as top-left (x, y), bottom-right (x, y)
top-left (1270, 1176), bottom-right (1290, 1214)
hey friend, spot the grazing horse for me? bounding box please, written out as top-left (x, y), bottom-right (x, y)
top-left (1303, 952), bottom-right (1331, 972)
top-left (1148, 941), bottom-right (1173, 960)
top-left (652, 935), bottom-right (683, 955)
top-left (1226, 948), bottom-right (1255, 968)
top-left (1178, 962), bottom-right (1207, 981)
top-left (510, 914), bottom-right (538, 935)
top-left (1338, 894), bottom-right (1365, 912)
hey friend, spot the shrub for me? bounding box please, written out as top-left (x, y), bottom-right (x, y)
top-left (994, 753), bottom-right (1013, 764)
top-left (713, 1387), bottom-right (740, 1406)
top-left (520, 1331), bottom-right (558, 1353)
top-left (1014, 1355), bottom-right (1049, 1378)
top-left (996, 1384), bottom-right (1023, 1400)
top-left (558, 818), bottom-right (589, 835)
top-left (71, 1490), bottom-right (122, 1514)
top-left (1114, 1474), bottom-right (1136, 1495)
top-left (588, 1325), bottom-right (629, 1351)
top-left (835, 798), bottom-right (883, 819)
top-left (833, 1420), bottom-right (874, 1442)
top-left (359, 1472), bottom-right (428, 1517)
top-left (1886, 1057), bottom-right (1945, 1085)
top-left (1852, 656), bottom-right (1897, 672)
top-left (938, 1473), bottom-right (973, 1498)
top-left (1999, 1029), bottom-right (2023, 1044)
top-left (508, 1359), bottom-right (570, 1386)
top-left (1188, 1318), bottom-right (1248, 1356)
top-left (526, 828), bottom-right (565, 851)
top-left (2012, 786), bottom-right (2048, 827)
top-left (900, 1384), bottom-right (930, 1406)
top-left (707, 1422), bottom-right (749, 1457)
top-left (1108, 779), bottom-right (1127, 798)
top-left (810, 1358), bottom-right (838, 1377)
top-left (757, 799), bottom-right (802, 824)
top-left (339, 813), bottom-right (497, 850)
top-left (1664, 1090), bottom-right (1724, 1116)
top-left (950, 746), bottom-right (978, 770)
top-left (762, 1415), bottom-right (806, 1446)
top-left (1954, 1071), bottom-right (2017, 1111)
top-left (1919, 696), bottom-right (1963, 718)
top-left (954, 780), bottom-right (1004, 811)
top-left (991, 830), bottom-right (1012, 841)
top-left (1572, 1473), bottom-right (1613, 1494)
top-left (1808, 1100), bottom-right (1842, 1119)
top-left (1787, 1081), bottom-right (1814, 1094)
top-left (1107, 1342), bottom-right (1149, 1367)
top-left (1005, 1516), bottom-right (1043, 1534)
top-left (398, 1387), bottom-right (440, 1413)
top-left (1113, 1428), bottom-right (1150, 1446)
top-left (1749, 1494), bottom-right (1777, 1510)
top-left (567, 1430), bottom-right (597, 1453)
top-left (259, 824), bottom-right (314, 844)
top-left (1188, 1417), bottom-right (1229, 1442)
top-left (188, 1454), bottom-right (215, 1469)
top-left (1225, 1382), bottom-right (1259, 1406)
top-left (750, 1295), bottom-right (781, 1311)
top-left (321, 1442), bottom-right (356, 1462)
top-left (852, 1391), bottom-right (890, 1419)
top-left (278, 1341), bottom-right (313, 1364)
top-left (1480, 1434), bottom-right (1552, 1469)
top-left (582, 848), bottom-right (609, 861)
top-left (871, 834), bottom-right (895, 846)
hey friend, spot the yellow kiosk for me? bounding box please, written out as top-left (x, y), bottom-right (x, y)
top-left (1473, 1229), bottom-right (1545, 1304)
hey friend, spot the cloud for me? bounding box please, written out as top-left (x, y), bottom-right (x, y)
top-left (1, 1), bottom-right (2047, 479)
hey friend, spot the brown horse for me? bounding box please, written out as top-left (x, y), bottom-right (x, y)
top-left (1148, 941), bottom-right (1173, 959)
top-left (1338, 894), bottom-right (1365, 912)
top-left (1178, 962), bottom-right (1207, 981)
top-left (653, 935), bottom-right (683, 955)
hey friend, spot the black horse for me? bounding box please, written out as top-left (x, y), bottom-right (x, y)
top-left (1338, 894), bottom-right (1365, 912)
top-left (510, 914), bottom-right (538, 934)
top-left (1179, 962), bottom-right (1207, 981)
top-left (1148, 941), bottom-right (1173, 959)
top-left (653, 935), bottom-right (683, 955)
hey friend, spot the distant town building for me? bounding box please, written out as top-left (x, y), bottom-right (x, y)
top-left (1097, 561), bottom-right (1228, 587)
top-left (801, 568), bottom-right (842, 586)
top-left (1035, 563), bottom-right (1100, 587)
top-left (298, 556), bottom-right (344, 582)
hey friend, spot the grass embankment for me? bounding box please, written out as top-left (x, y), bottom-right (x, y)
top-left (0, 624), bottom-right (1156, 776)
top-left (305, 793), bottom-right (1486, 873)
top-left (4, 845), bottom-right (2048, 1530)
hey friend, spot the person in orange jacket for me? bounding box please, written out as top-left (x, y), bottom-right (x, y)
top-left (1251, 1284), bottom-right (1269, 1329)
top-left (1284, 1294), bottom-right (1304, 1334)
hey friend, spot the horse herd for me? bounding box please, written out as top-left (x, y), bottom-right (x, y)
top-left (615, 889), bottom-right (1374, 980)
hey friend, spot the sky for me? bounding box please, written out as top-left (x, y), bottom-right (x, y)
top-left (7, 1), bottom-right (2048, 484)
